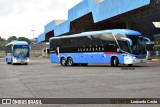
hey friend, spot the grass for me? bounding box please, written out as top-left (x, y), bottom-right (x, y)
top-left (30, 50), bottom-right (42, 58)
top-left (0, 50), bottom-right (5, 58)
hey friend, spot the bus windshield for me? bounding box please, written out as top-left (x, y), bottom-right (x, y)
top-left (13, 45), bottom-right (29, 58)
top-left (129, 36), bottom-right (147, 55)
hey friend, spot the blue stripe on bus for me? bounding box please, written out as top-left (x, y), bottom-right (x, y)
top-left (50, 52), bottom-right (125, 64)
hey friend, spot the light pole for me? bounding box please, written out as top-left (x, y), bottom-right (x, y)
top-left (31, 30), bottom-right (35, 40)
top-left (31, 30), bottom-right (35, 57)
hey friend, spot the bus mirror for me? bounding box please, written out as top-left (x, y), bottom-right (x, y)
top-left (30, 47), bottom-right (32, 52)
top-left (120, 37), bottom-right (132, 46)
top-left (143, 37), bottom-right (151, 45)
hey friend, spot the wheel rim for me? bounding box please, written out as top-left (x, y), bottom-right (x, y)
top-left (113, 57), bottom-right (118, 67)
top-left (68, 58), bottom-right (73, 66)
top-left (61, 58), bottom-right (66, 66)
top-left (113, 59), bottom-right (117, 66)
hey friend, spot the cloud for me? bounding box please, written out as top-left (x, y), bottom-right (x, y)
top-left (0, 0), bottom-right (15, 16)
top-left (0, 0), bottom-right (82, 39)
top-left (0, 0), bottom-right (38, 16)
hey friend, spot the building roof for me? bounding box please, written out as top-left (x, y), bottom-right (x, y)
top-left (38, 0), bottom-right (151, 42)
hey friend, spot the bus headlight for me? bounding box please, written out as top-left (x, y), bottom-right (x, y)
top-left (26, 58), bottom-right (29, 62)
top-left (124, 55), bottom-right (135, 64)
top-left (132, 56), bottom-right (136, 59)
top-left (13, 58), bottom-right (17, 63)
top-left (125, 55), bottom-right (136, 59)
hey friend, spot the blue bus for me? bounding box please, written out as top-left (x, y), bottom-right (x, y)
top-left (5, 41), bottom-right (31, 65)
top-left (49, 29), bottom-right (150, 67)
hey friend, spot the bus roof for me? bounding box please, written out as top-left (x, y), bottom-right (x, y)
top-left (5, 41), bottom-right (28, 46)
top-left (50, 29), bottom-right (141, 40)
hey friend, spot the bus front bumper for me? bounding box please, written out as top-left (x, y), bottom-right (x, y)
top-left (13, 58), bottom-right (29, 64)
top-left (124, 56), bottom-right (147, 64)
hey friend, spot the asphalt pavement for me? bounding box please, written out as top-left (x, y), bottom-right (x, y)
top-left (0, 58), bottom-right (160, 107)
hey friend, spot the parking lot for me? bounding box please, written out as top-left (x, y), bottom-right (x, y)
top-left (0, 58), bottom-right (160, 106)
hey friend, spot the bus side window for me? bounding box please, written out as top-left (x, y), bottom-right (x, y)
top-left (86, 35), bottom-right (92, 46)
top-left (96, 36), bottom-right (102, 45)
top-left (92, 35), bottom-right (102, 46)
top-left (90, 35), bottom-right (97, 46)
top-left (73, 37), bottom-right (80, 47)
top-left (103, 33), bottom-right (116, 45)
top-left (6, 44), bottom-right (12, 55)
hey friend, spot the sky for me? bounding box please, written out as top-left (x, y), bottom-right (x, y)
top-left (0, 0), bottom-right (82, 39)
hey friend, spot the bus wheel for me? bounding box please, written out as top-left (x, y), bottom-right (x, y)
top-left (61, 58), bottom-right (67, 66)
top-left (128, 64), bottom-right (133, 67)
top-left (67, 57), bottom-right (73, 66)
top-left (111, 57), bottom-right (119, 67)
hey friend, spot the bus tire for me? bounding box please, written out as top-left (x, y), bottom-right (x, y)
top-left (67, 57), bottom-right (73, 66)
top-left (128, 64), bottom-right (133, 67)
top-left (111, 57), bottom-right (119, 67)
top-left (61, 57), bottom-right (67, 66)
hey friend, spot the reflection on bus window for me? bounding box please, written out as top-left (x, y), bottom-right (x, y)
top-left (13, 46), bottom-right (29, 58)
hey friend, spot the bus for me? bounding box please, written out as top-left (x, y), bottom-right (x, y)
top-left (5, 41), bottom-right (31, 65)
top-left (49, 29), bottom-right (150, 67)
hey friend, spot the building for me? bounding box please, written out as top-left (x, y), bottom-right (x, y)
top-left (38, 0), bottom-right (160, 43)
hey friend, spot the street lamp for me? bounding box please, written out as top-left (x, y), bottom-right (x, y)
top-left (31, 30), bottom-right (35, 39)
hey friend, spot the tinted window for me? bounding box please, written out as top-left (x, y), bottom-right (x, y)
top-left (101, 33), bottom-right (116, 45)
top-left (118, 40), bottom-right (132, 53)
top-left (5, 44), bottom-right (12, 53)
top-left (50, 39), bottom-right (60, 48)
top-left (114, 33), bottom-right (132, 53)
top-left (50, 33), bottom-right (117, 48)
